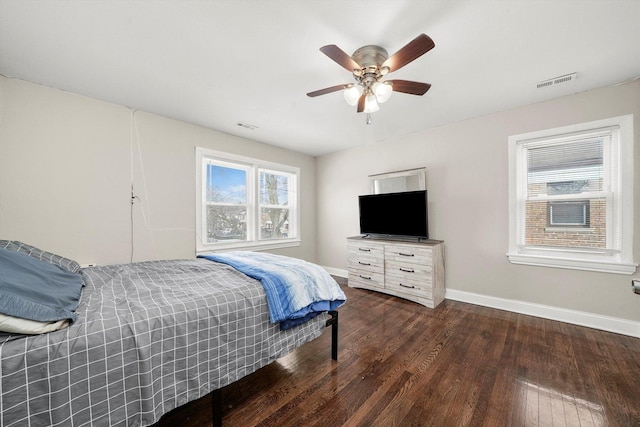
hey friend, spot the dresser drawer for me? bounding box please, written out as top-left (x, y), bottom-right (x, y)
top-left (385, 260), bottom-right (432, 278)
top-left (348, 240), bottom-right (384, 258)
top-left (384, 273), bottom-right (433, 299)
top-left (349, 257), bottom-right (384, 273)
top-left (348, 268), bottom-right (384, 289)
top-left (385, 244), bottom-right (432, 265)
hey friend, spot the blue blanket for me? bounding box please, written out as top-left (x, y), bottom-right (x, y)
top-left (199, 252), bottom-right (346, 330)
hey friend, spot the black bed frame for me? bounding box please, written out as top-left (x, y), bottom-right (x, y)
top-left (211, 310), bottom-right (339, 426)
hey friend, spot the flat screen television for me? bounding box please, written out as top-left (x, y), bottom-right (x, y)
top-left (358, 190), bottom-right (428, 239)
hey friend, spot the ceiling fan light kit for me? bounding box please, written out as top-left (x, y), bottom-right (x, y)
top-left (307, 34), bottom-right (435, 124)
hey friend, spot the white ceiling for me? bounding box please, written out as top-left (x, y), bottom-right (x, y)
top-left (1, 1), bottom-right (639, 157)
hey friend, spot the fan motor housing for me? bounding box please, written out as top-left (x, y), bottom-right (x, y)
top-left (352, 45), bottom-right (388, 68)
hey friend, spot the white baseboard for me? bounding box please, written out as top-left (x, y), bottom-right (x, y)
top-left (445, 288), bottom-right (640, 338)
top-left (322, 265), bottom-right (640, 338)
top-left (324, 266), bottom-right (348, 278)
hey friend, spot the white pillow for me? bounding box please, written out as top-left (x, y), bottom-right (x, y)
top-left (0, 312), bottom-right (70, 335)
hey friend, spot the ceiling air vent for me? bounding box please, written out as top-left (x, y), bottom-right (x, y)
top-left (536, 73), bottom-right (577, 89)
top-left (236, 122), bottom-right (258, 130)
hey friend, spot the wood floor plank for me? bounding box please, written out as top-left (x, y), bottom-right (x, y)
top-left (154, 281), bottom-right (640, 427)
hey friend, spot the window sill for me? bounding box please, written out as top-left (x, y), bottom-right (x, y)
top-left (197, 239), bottom-right (301, 254)
top-left (506, 252), bottom-right (637, 275)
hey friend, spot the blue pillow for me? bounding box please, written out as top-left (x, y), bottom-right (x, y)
top-left (0, 240), bottom-right (81, 273)
top-left (0, 247), bottom-right (84, 322)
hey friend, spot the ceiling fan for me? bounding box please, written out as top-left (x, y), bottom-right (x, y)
top-left (307, 34), bottom-right (435, 124)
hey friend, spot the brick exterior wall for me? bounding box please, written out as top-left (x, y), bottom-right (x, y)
top-left (525, 181), bottom-right (606, 249)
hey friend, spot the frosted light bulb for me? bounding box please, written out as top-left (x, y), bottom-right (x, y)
top-left (372, 81), bottom-right (392, 103)
top-left (343, 85), bottom-right (363, 106)
top-left (363, 92), bottom-right (379, 113)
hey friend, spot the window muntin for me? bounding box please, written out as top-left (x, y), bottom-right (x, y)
top-left (196, 148), bottom-right (300, 252)
top-left (508, 115), bottom-right (636, 274)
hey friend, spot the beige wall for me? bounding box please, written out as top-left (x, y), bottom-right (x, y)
top-left (317, 80), bottom-right (640, 323)
top-left (0, 76), bottom-right (317, 265)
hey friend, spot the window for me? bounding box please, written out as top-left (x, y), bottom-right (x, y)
top-left (508, 115), bottom-right (636, 274)
top-left (196, 147), bottom-right (300, 252)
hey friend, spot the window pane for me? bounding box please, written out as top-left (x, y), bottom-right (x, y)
top-left (527, 139), bottom-right (603, 197)
top-left (259, 170), bottom-right (293, 240)
top-left (259, 171), bottom-right (289, 206)
top-left (206, 205), bottom-right (247, 243)
top-left (207, 164), bottom-right (247, 204)
top-left (205, 163), bottom-right (249, 243)
top-left (525, 198), bottom-right (606, 249)
top-left (260, 207), bottom-right (289, 239)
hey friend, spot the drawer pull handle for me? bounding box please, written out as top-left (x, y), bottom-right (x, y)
top-left (399, 252), bottom-right (414, 257)
top-left (399, 283), bottom-right (416, 289)
top-left (359, 261), bottom-right (371, 266)
top-left (359, 248), bottom-right (371, 252)
top-left (359, 275), bottom-right (372, 280)
top-left (399, 267), bottom-right (414, 273)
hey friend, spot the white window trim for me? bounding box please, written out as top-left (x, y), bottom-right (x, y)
top-left (195, 147), bottom-right (301, 254)
top-left (507, 115), bottom-right (636, 274)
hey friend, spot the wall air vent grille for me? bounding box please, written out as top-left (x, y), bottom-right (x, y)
top-left (536, 73), bottom-right (577, 89)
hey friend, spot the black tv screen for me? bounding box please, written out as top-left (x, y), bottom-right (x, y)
top-left (358, 190), bottom-right (428, 239)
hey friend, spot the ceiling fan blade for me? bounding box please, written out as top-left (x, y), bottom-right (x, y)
top-left (357, 94), bottom-right (366, 113)
top-left (387, 80), bottom-right (431, 95)
top-left (320, 45), bottom-right (361, 72)
top-left (382, 34), bottom-right (435, 73)
top-left (306, 84), bottom-right (350, 97)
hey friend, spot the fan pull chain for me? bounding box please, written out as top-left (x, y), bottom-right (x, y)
top-left (366, 113), bottom-right (372, 125)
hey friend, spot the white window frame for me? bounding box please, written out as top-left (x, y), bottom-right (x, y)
top-left (507, 115), bottom-right (636, 274)
top-left (196, 147), bottom-right (300, 253)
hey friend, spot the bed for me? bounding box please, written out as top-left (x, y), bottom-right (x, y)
top-left (0, 241), bottom-right (345, 427)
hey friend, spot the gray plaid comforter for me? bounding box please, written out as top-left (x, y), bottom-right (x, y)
top-left (0, 259), bottom-right (328, 426)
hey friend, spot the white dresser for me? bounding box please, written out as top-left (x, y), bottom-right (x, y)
top-left (347, 236), bottom-right (445, 308)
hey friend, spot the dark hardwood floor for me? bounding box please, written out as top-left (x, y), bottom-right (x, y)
top-left (155, 279), bottom-right (640, 426)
